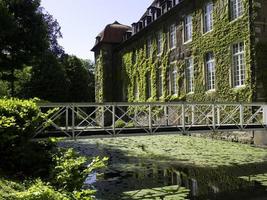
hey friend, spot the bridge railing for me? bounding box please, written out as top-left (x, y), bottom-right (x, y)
top-left (34, 102), bottom-right (267, 138)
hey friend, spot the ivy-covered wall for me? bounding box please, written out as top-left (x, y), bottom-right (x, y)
top-left (117, 0), bottom-right (254, 103)
top-left (94, 0), bottom-right (267, 103)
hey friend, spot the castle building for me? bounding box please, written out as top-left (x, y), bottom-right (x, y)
top-left (92, 0), bottom-right (267, 103)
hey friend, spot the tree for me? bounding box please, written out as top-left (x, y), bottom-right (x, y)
top-left (62, 55), bottom-right (95, 102)
top-left (27, 52), bottom-right (69, 102)
top-left (0, 0), bottom-right (62, 96)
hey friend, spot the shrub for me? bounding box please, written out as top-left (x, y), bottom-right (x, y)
top-left (0, 98), bottom-right (52, 144)
top-left (51, 148), bottom-right (108, 192)
top-left (0, 98), bottom-right (56, 177)
top-left (12, 179), bottom-right (69, 200)
top-left (0, 98), bottom-right (108, 200)
top-left (0, 179), bottom-right (24, 200)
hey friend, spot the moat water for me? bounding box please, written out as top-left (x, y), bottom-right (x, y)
top-left (60, 136), bottom-right (267, 200)
top-left (87, 160), bottom-right (267, 200)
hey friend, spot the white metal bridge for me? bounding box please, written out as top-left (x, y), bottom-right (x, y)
top-left (34, 102), bottom-right (267, 138)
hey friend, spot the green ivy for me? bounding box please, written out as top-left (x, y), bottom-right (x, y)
top-left (96, 0), bottom-right (260, 103)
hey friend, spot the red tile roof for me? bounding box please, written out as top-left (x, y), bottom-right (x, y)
top-left (91, 21), bottom-right (131, 52)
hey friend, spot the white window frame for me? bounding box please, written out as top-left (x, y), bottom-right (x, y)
top-left (203, 2), bottom-right (213, 33)
top-left (185, 57), bottom-right (194, 93)
top-left (232, 42), bottom-right (245, 87)
top-left (230, 0), bottom-right (244, 21)
top-left (205, 52), bottom-right (216, 91)
top-left (169, 24), bottom-right (177, 49)
top-left (157, 31), bottom-right (163, 55)
top-left (158, 67), bottom-right (163, 97)
top-left (171, 66), bottom-right (178, 95)
top-left (184, 15), bottom-right (192, 43)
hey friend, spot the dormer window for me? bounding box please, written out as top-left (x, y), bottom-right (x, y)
top-left (162, 4), bottom-right (167, 14)
top-left (96, 36), bottom-right (101, 43)
top-left (173, 0), bottom-right (180, 6)
top-left (138, 22), bottom-right (143, 31)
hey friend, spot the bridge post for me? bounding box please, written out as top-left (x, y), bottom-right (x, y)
top-left (65, 105), bottom-right (69, 132)
top-left (263, 105), bottom-right (267, 127)
top-left (149, 104), bottom-right (152, 134)
top-left (182, 103), bottom-right (186, 133)
top-left (101, 105), bottom-right (105, 128)
top-left (191, 105), bottom-right (195, 125)
top-left (217, 106), bottom-right (220, 126)
top-left (112, 105), bottom-right (116, 135)
top-left (212, 104), bottom-right (216, 130)
top-left (240, 104), bottom-right (244, 130)
top-left (71, 104), bottom-right (75, 139)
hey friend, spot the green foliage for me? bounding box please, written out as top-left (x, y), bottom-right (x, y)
top-left (0, 179), bottom-right (25, 200)
top-left (0, 147), bottom-right (107, 200)
top-left (11, 179), bottom-right (69, 200)
top-left (95, 51), bottom-right (104, 102)
top-left (51, 148), bottom-right (107, 192)
top-left (96, 0), bottom-right (257, 103)
top-left (26, 52), bottom-right (70, 102)
top-left (0, 98), bottom-right (107, 199)
top-left (63, 55), bottom-right (95, 102)
top-left (0, 98), bottom-right (45, 141)
top-left (0, 98), bottom-right (57, 176)
top-left (0, 0), bottom-right (95, 102)
top-left (0, 0), bottom-right (63, 96)
top-left (73, 190), bottom-right (95, 200)
top-left (115, 119), bottom-right (135, 128)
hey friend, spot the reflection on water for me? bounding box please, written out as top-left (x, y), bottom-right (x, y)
top-left (87, 162), bottom-right (267, 200)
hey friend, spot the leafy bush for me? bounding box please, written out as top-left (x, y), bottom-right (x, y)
top-left (0, 98), bottom-right (49, 143)
top-left (0, 179), bottom-right (24, 200)
top-left (115, 119), bottom-right (135, 128)
top-left (11, 179), bottom-right (69, 200)
top-left (115, 119), bottom-right (126, 128)
top-left (0, 98), bottom-right (108, 199)
top-left (0, 98), bottom-right (56, 177)
top-left (51, 148), bottom-right (108, 192)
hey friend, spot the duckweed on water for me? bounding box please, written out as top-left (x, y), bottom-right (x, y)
top-left (59, 135), bottom-right (267, 199)
top-left (121, 185), bottom-right (189, 200)
top-left (62, 135), bottom-right (267, 168)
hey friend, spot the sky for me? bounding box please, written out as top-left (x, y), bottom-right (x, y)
top-left (41, 0), bottom-right (152, 61)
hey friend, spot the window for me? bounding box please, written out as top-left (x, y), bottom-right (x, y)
top-left (184, 15), bottom-right (192, 43)
top-left (162, 4), bottom-right (167, 14)
top-left (230, 0), bottom-right (243, 20)
top-left (146, 73), bottom-right (152, 98)
top-left (157, 32), bottom-right (163, 55)
top-left (171, 66), bottom-right (178, 94)
top-left (185, 57), bottom-right (194, 93)
top-left (205, 52), bottom-right (215, 90)
top-left (169, 24), bottom-right (177, 49)
top-left (173, 0), bottom-right (180, 6)
top-left (167, 67), bottom-right (172, 95)
top-left (232, 42), bottom-right (245, 87)
top-left (134, 78), bottom-right (139, 100)
top-left (167, 65), bottom-right (178, 95)
top-left (147, 37), bottom-right (152, 57)
top-left (203, 2), bottom-right (213, 33)
top-left (157, 67), bottom-right (163, 97)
